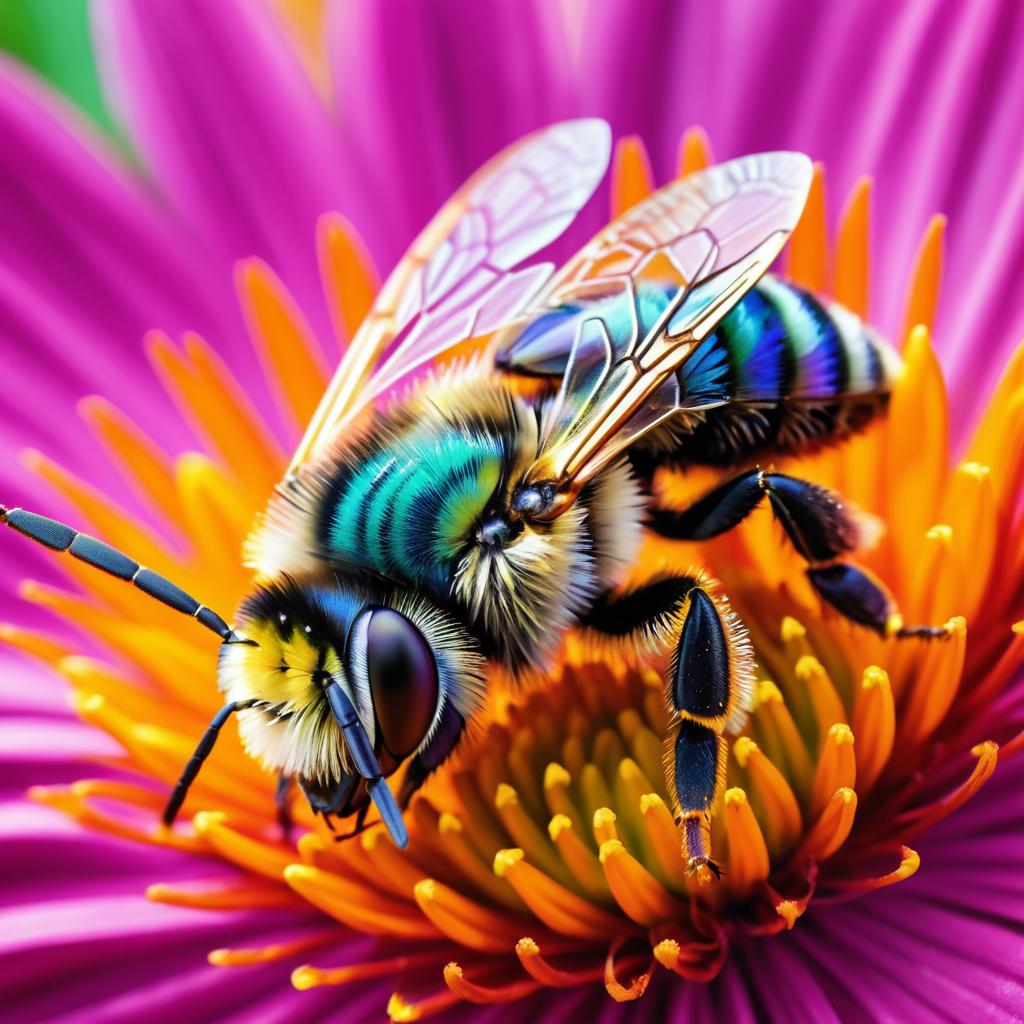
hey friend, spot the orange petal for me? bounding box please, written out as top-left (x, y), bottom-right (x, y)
top-left (317, 211), bottom-right (379, 345)
top-left (901, 214), bottom-right (946, 342)
top-left (610, 136), bottom-right (655, 217)
top-left (236, 258), bottom-right (329, 433)
top-left (786, 163), bottom-right (827, 292)
top-left (677, 126), bottom-right (712, 177)
top-left (832, 176), bottom-right (871, 316)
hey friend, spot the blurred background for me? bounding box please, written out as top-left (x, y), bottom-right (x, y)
top-left (0, 0), bottom-right (119, 139)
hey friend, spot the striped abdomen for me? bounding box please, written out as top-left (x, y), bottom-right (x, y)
top-left (676, 275), bottom-right (901, 464)
top-left (318, 420), bottom-right (505, 593)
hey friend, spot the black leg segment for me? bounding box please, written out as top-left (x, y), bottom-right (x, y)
top-left (163, 699), bottom-right (258, 826)
top-left (650, 470), bottom-right (862, 563)
top-left (582, 573), bottom-right (752, 878)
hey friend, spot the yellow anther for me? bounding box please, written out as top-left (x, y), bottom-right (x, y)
top-left (547, 814), bottom-right (572, 841)
top-left (733, 736), bottom-right (758, 767)
top-left (724, 787), bottom-right (747, 807)
top-left (756, 680), bottom-right (783, 704)
top-left (438, 812), bottom-right (462, 834)
top-left (781, 616), bottom-right (806, 642)
top-left (543, 763), bottom-right (571, 789)
top-left (492, 848), bottom-right (525, 878)
top-left (598, 839), bottom-right (623, 864)
top-left (494, 783), bottom-right (518, 810)
top-left (828, 723), bottom-right (855, 746)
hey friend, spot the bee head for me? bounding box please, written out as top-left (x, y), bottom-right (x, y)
top-left (218, 579), bottom-right (484, 796)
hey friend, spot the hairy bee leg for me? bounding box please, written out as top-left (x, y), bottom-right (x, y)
top-left (0, 504), bottom-right (245, 643)
top-left (162, 700), bottom-right (259, 827)
top-left (806, 563), bottom-right (948, 639)
top-left (650, 472), bottom-right (945, 637)
top-left (583, 576), bottom-right (753, 878)
top-left (649, 470), bottom-right (861, 561)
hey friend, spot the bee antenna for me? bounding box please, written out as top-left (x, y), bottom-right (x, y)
top-left (0, 504), bottom-right (245, 644)
top-left (325, 681), bottom-right (409, 849)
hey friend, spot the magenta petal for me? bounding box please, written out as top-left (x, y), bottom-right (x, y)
top-left (582, 0), bottom-right (1024, 437)
top-left (328, 0), bottom-right (579, 272)
top-left (92, 0), bottom-right (350, 351)
top-left (0, 60), bottom-right (237, 469)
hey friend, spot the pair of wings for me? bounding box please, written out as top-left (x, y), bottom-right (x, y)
top-left (288, 119), bottom-right (812, 516)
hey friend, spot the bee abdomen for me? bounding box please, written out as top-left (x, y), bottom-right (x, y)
top-left (676, 276), bottom-right (900, 464)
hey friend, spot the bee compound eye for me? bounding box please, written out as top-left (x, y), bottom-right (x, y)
top-left (365, 609), bottom-right (439, 760)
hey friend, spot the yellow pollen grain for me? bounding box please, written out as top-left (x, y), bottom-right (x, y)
top-left (492, 848), bottom-right (525, 878)
top-left (547, 814), bottom-right (571, 842)
top-left (593, 807), bottom-right (619, 845)
top-left (386, 993), bottom-right (420, 1022)
top-left (775, 900), bottom-right (801, 929)
top-left (494, 783), bottom-right (518, 810)
top-left (733, 736), bottom-right (758, 769)
top-left (544, 763), bottom-right (571, 790)
top-left (781, 616), bottom-right (807, 643)
top-left (438, 812), bottom-right (462, 835)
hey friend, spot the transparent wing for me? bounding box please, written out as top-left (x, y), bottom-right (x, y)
top-left (521, 152), bottom-right (813, 518)
top-left (287, 119), bottom-right (611, 476)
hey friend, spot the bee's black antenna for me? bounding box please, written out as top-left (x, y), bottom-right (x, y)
top-left (0, 505), bottom-right (245, 643)
top-left (325, 681), bottom-right (409, 849)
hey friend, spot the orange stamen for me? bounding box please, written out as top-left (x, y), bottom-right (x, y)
top-left (414, 878), bottom-right (532, 953)
top-left (598, 839), bottom-right (688, 926)
top-left (802, 787), bottom-right (857, 861)
top-left (493, 848), bottom-right (622, 938)
top-left (515, 937), bottom-right (604, 986)
top-left (852, 666), bottom-right (895, 793)
top-left (722, 788), bottom-right (770, 891)
top-left (547, 815), bottom-right (610, 897)
top-left (442, 963), bottom-right (540, 1005)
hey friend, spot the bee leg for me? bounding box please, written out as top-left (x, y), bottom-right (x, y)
top-left (275, 774), bottom-right (294, 841)
top-left (650, 471), bottom-right (945, 638)
top-left (162, 699), bottom-right (260, 827)
top-left (331, 801), bottom-right (370, 843)
top-left (583, 575), bottom-right (753, 879)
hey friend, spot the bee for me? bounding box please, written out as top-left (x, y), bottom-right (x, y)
top-left (1, 120), bottom-right (942, 868)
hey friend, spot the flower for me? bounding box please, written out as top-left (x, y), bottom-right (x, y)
top-left (2, 2), bottom-right (1024, 1022)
